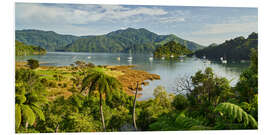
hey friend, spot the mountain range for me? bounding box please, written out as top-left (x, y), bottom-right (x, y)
top-left (15, 28), bottom-right (204, 53)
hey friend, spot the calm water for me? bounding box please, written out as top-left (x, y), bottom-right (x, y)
top-left (16, 52), bottom-right (249, 100)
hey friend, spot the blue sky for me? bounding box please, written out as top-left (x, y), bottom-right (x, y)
top-left (15, 3), bottom-right (258, 46)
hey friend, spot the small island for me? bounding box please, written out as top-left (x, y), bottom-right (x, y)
top-left (153, 41), bottom-right (191, 58)
top-left (15, 40), bottom-right (46, 56)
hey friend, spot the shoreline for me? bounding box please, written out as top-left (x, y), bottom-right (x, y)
top-left (15, 61), bottom-right (160, 100)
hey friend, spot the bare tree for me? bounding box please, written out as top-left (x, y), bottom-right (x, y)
top-left (174, 75), bottom-right (194, 95)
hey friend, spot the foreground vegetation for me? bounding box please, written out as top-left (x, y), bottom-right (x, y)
top-left (15, 40), bottom-right (46, 56)
top-left (15, 49), bottom-right (258, 132)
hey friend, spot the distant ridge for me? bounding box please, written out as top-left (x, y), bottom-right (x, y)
top-left (194, 32), bottom-right (258, 61)
top-left (15, 28), bottom-right (204, 53)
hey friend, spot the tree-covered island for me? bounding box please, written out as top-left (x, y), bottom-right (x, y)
top-left (153, 41), bottom-right (192, 58)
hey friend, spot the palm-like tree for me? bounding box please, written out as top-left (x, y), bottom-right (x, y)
top-left (81, 69), bottom-right (121, 131)
top-left (15, 69), bottom-right (48, 130)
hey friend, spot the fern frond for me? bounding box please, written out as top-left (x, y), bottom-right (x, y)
top-left (21, 105), bottom-right (36, 126)
top-left (15, 104), bottom-right (21, 129)
top-left (31, 106), bottom-right (45, 121)
top-left (215, 102), bottom-right (257, 128)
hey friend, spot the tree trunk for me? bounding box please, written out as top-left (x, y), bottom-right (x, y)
top-left (55, 124), bottom-right (59, 133)
top-left (99, 93), bottom-right (106, 131)
top-left (132, 82), bottom-right (138, 131)
top-left (25, 121), bottom-right (28, 129)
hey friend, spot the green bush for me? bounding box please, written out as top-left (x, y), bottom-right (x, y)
top-left (27, 59), bottom-right (39, 69)
top-left (172, 94), bottom-right (189, 110)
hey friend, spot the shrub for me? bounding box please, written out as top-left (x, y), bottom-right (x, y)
top-left (27, 59), bottom-right (39, 69)
top-left (172, 94), bottom-right (189, 110)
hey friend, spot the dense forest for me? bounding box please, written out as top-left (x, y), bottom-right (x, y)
top-left (16, 30), bottom-right (80, 51)
top-left (15, 40), bottom-right (46, 56)
top-left (153, 41), bottom-right (191, 58)
top-left (16, 28), bottom-right (203, 53)
top-left (194, 32), bottom-right (258, 61)
top-left (15, 48), bottom-right (258, 133)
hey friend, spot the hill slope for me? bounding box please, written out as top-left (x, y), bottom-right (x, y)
top-left (64, 28), bottom-right (203, 53)
top-left (15, 40), bottom-right (46, 56)
top-left (194, 32), bottom-right (258, 61)
top-left (15, 28), bottom-right (203, 53)
top-left (16, 29), bottom-right (80, 51)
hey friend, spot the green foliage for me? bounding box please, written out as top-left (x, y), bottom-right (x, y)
top-left (195, 32), bottom-right (258, 61)
top-left (172, 94), bottom-right (189, 110)
top-left (15, 69), bottom-right (48, 131)
top-left (15, 40), bottom-right (46, 56)
top-left (27, 59), bottom-right (39, 69)
top-left (153, 41), bottom-right (192, 58)
top-left (235, 49), bottom-right (258, 102)
top-left (215, 102), bottom-right (257, 129)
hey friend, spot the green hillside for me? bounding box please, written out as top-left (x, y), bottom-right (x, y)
top-left (15, 29), bottom-right (79, 51)
top-left (63, 28), bottom-right (203, 53)
top-left (16, 28), bottom-right (203, 53)
top-left (15, 40), bottom-right (46, 56)
top-left (194, 32), bottom-right (258, 61)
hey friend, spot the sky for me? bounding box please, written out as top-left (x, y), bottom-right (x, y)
top-left (15, 3), bottom-right (258, 46)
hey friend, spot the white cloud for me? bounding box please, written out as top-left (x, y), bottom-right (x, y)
top-left (16, 3), bottom-right (168, 25)
top-left (159, 17), bottom-right (185, 23)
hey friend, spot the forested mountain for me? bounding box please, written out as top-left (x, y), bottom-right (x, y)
top-left (194, 32), bottom-right (258, 61)
top-left (153, 41), bottom-right (191, 58)
top-left (16, 30), bottom-right (80, 51)
top-left (15, 40), bottom-right (46, 56)
top-left (64, 28), bottom-right (203, 53)
top-left (16, 28), bottom-right (203, 53)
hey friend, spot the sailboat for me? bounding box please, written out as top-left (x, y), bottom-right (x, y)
top-left (128, 50), bottom-right (133, 61)
top-left (149, 54), bottom-right (153, 61)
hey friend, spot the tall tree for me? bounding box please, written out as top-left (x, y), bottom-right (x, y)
top-left (15, 69), bottom-right (48, 131)
top-left (81, 68), bottom-right (121, 131)
top-left (132, 82), bottom-right (139, 131)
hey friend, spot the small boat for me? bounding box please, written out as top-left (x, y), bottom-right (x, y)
top-left (149, 57), bottom-right (153, 61)
top-left (117, 57), bottom-right (121, 61)
top-left (222, 60), bottom-right (227, 64)
top-left (128, 50), bottom-right (133, 61)
top-left (88, 56), bottom-right (91, 59)
top-left (203, 56), bottom-right (206, 59)
top-left (240, 60), bottom-right (246, 63)
top-left (170, 54), bottom-right (174, 58)
top-left (128, 57), bottom-right (133, 61)
top-left (220, 57), bottom-right (223, 61)
top-left (161, 56), bottom-right (165, 60)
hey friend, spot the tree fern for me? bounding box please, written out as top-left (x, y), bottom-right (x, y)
top-left (21, 105), bottom-right (36, 126)
top-left (15, 104), bottom-right (22, 129)
top-left (215, 102), bottom-right (257, 128)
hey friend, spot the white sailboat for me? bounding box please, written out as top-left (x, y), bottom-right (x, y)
top-left (222, 60), bottom-right (227, 64)
top-left (149, 54), bottom-right (153, 61)
top-left (128, 50), bottom-right (132, 61)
